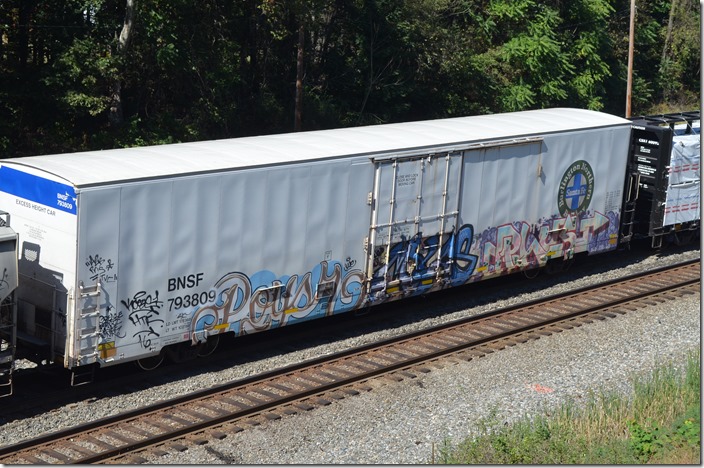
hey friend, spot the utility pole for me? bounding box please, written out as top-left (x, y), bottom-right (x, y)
top-left (625, 0), bottom-right (635, 117)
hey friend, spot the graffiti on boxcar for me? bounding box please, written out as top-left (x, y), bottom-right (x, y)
top-left (120, 290), bottom-right (164, 348)
top-left (189, 260), bottom-right (365, 342)
top-left (471, 210), bottom-right (617, 279)
top-left (344, 257), bottom-right (356, 271)
top-left (368, 210), bottom-right (618, 288)
top-left (368, 224), bottom-right (478, 296)
top-left (99, 308), bottom-right (126, 340)
top-left (85, 253), bottom-right (117, 283)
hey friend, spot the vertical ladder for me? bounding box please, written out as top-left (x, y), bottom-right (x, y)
top-left (0, 293), bottom-right (17, 397)
top-left (72, 281), bottom-right (102, 386)
top-left (620, 172), bottom-right (641, 244)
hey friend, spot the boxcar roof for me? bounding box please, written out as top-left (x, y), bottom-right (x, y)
top-left (4, 108), bottom-right (630, 188)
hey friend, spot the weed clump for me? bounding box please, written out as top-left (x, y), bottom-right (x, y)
top-left (434, 349), bottom-right (700, 464)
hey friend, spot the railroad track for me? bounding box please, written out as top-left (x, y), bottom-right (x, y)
top-left (0, 259), bottom-right (699, 464)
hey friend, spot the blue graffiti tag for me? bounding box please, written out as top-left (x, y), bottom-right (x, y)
top-left (188, 260), bottom-right (366, 341)
top-left (369, 224), bottom-right (478, 295)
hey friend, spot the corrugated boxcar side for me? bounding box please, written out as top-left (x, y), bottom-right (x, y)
top-left (73, 158), bottom-right (373, 367)
top-left (1, 109), bottom-right (634, 370)
top-left (454, 124), bottom-right (631, 284)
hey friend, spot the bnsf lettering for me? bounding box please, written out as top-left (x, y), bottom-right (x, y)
top-left (56, 192), bottom-right (74, 210)
top-left (168, 273), bottom-right (204, 291)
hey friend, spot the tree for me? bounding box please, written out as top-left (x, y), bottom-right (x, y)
top-left (108, 0), bottom-right (135, 126)
top-left (658, 0), bottom-right (700, 110)
top-left (0, 0), bottom-right (698, 157)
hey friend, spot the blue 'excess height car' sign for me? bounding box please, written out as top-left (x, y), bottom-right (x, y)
top-left (0, 166), bottom-right (77, 215)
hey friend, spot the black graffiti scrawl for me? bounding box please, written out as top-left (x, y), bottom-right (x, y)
top-left (85, 253), bottom-right (117, 283)
top-left (121, 290), bottom-right (164, 349)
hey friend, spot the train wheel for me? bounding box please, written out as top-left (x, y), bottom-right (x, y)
top-left (562, 257), bottom-right (575, 271)
top-left (165, 342), bottom-right (200, 363)
top-left (674, 230), bottom-right (694, 246)
top-left (136, 352), bottom-right (164, 371)
top-left (523, 267), bottom-right (540, 279)
top-left (544, 257), bottom-right (574, 275)
top-left (544, 259), bottom-right (562, 275)
top-left (197, 335), bottom-right (220, 358)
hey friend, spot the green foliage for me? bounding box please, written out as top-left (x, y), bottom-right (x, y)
top-left (46, 36), bottom-right (115, 117)
top-left (0, 0), bottom-right (699, 156)
top-left (628, 419), bottom-right (668, 461)
top-left (628, 408), bottom-right (701, 463)
top-left (657, 0), bottom-right (701, 108)
top-left (435, 350), bottom-right (701, 465)
top-left (675, 407), bottom-right (701, 448)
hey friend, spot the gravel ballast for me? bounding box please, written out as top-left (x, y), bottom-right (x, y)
top-left (1, 248), bottom-right (700, 464)
top-left (155, 289), bottom-right (699, 464)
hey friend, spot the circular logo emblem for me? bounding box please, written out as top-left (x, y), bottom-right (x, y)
top-left (557, 160), bottom-right (594, 216)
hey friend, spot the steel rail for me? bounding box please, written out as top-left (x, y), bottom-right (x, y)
top-left (0, 259), bottom-right (698, 464)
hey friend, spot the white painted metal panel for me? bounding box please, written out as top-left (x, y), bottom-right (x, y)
top-left (170, 177), bottom-right (222, 277)
top-left (216, 171), bottom-right (249, 274)
top-left (261, 165), bottom-right (311, 274)
top-left (74, 187), bottom-right (120, 366)
top-left (223, 169), bottom-right (269, 275)
top-left (663, 134), bottom-right (700, 226)
top-left (0, 165), bottom-right (77, 360)
top-left (115, 182), bottom-right (172, 360)
top-left (367, 153), bottom-right (462, 296)
top-left (304, 161), bottom-right (354, 277)
top-left (6, 109), bottom-right (630, 188)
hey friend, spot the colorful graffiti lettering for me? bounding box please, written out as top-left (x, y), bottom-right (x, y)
top-left (189, 260), bottom-right (365, 342)
top-left (104, 211), bottom-right (618, 353)
top-left (472, 210), bottom-right (617, 279)
top-left (368, 224), bottom-right (478, 297)
top-left (368, 211), bottom-right (618, 292)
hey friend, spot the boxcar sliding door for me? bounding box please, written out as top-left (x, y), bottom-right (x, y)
top-left (365, 152), bottom-right (463, 298)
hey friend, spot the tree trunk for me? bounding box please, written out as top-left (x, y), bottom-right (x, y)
top-left (661, 0), bottom-right (678, 63)
top-left (17, 1), bottom-right (34, 73)
top-left (109, 0), bottom-right (135, 127)
top-left (294, 22), bottom-right (304, 132)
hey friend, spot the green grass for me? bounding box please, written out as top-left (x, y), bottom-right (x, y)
top-left (433, 349), bottom-right (700, 464)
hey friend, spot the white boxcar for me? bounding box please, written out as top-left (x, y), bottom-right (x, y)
top-left (0, 108), bottom-right (632, 371)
